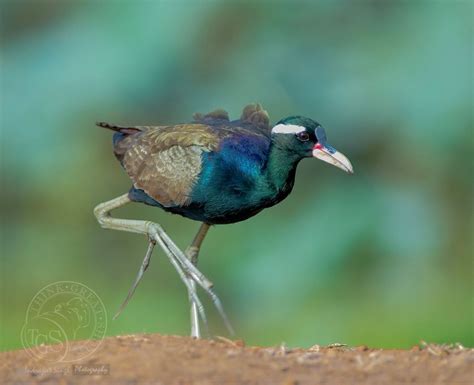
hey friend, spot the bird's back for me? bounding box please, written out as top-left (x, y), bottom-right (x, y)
top-left (100, 104), bottom-right (275, 223)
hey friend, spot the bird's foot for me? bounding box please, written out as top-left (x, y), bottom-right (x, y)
top-left (146, 222), bottom-right (234, 336)
top-left (113, 240), bottom-right (155, 319)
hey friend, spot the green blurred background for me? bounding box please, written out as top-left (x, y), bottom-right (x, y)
top-left (1, 0), bottom-right (472, 351)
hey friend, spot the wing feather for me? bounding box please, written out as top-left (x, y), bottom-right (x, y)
top-left (119, 124), bottom-right (222, 207)
top-left (114, 104), bottom-right (272, 207)
top-left (240, 103), bottom-right (270, 131)
top-left (193, 108), bottom-right (230, 122)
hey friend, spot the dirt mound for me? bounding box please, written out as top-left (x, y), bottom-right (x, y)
top-left (1, 334), bottom-right (472, 385)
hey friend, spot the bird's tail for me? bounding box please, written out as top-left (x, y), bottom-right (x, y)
top-left (96, 122), bottom-right (145, 161)
top-left (96, 122), bottom-right (143, 135)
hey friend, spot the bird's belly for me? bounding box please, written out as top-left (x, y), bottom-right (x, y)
top-left (168, 197), bottom-right (267, 225)
top-left (128, 186), bottom-right (268, 224)
top-left (171, 177), bottom-right (292, 224)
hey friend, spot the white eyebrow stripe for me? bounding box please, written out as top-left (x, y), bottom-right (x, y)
top-left (271, 124), bottom-right (306, 134)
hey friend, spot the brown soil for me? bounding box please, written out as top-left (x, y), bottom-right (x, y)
top-left (1, 334), bottom-right (472, 385)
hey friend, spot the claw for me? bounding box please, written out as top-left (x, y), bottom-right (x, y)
top-left (208, 290), bottom-right (235, 336)
top-left (113, 240), bottom-right (155, 320)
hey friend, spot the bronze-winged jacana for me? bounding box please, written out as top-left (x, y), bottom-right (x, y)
top-left (94, 104), bottom-right (353, 337)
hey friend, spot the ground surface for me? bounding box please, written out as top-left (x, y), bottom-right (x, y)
top-left (1, 334), bottom-right (472, 385)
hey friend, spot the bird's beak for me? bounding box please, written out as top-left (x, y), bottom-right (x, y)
top-left (312, 143), bottom-right (354, 174)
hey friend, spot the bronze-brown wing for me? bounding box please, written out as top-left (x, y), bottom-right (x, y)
top-left (240, 103), bottom-right (270, 131)
top-left (192, 104), bottom-right (270, 132)
top-left (118, 124), bottom-right (222, 207)
top-left (193, 108), bottom-right (230, 122)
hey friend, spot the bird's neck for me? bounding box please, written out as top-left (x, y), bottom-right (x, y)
top-left (264, 143), bottom-right (302, 193)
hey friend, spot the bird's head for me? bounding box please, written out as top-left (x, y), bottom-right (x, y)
top-left (271, 116), bottom-right (353, 174)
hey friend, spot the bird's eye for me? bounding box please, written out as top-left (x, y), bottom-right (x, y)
top-left (296, 131), bottom-right (310, 142)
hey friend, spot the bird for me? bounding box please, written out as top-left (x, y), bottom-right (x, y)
top-left (94, 103), bottom-right (353, 338)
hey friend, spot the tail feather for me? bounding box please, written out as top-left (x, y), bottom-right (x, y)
top-left (96, 122), bottom-right (142, 135)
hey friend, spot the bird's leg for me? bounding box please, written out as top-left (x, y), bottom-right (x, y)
top-left (185, 223), bottom-right (211, 338)
top-left (94, 194), bottom-right (156, 319)
top-left (93, 194), bottom-right (232, 335)
top-left (94, 194), bottom-right (208, 326)
top-left (154, 228), bottom-right (234, 335)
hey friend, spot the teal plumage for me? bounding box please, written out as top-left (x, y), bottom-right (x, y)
top-left (97, 103), bottom-right (352, 225)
